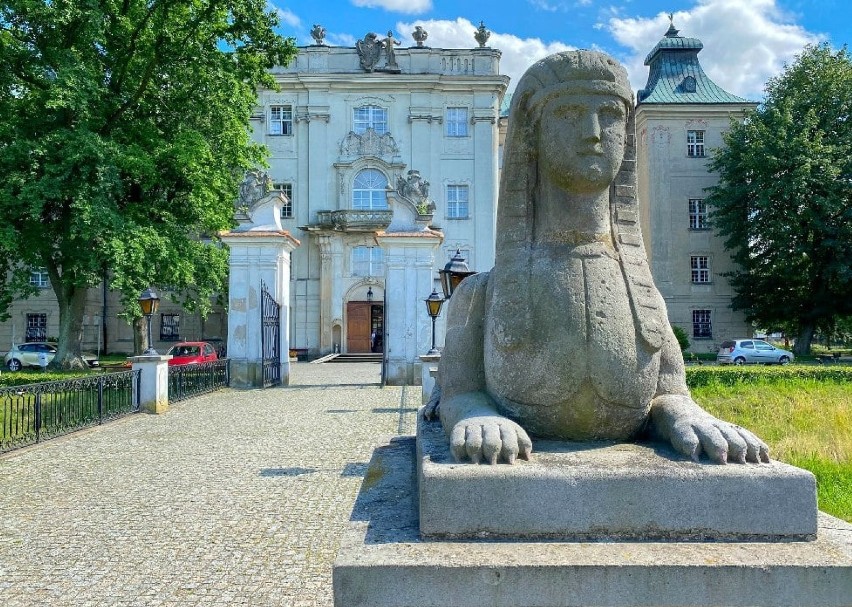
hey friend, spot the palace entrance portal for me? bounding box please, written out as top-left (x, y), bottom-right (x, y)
top-left (346, 302), bottom-right (384, 354)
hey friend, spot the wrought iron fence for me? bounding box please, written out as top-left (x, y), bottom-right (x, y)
top-left (168, 359), bottom-right (230, 403)
top-left (0, 370), bottom-right (140, 454)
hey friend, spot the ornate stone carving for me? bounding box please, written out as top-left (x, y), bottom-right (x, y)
top-left (412, 26), bottom-right (428, 48)
top-left (339, 128), bottom-right (400, 159)
top-left (310, 24), bottom-right (326, 45)
top-left (356, 33), bottom-right (381, 72)
top-left (474, 21), bottom-right (490, 48)
top-left (429, 50), bottom-right (770, 468)
top-left (396, 170), bottom-right (432, 210)
top-left (237, 170), bottom-right (272, 210)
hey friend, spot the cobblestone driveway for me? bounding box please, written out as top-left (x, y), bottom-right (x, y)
top-left (0, 363), bottom-right (419, 606)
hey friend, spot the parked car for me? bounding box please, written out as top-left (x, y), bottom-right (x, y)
top-left (716, 339), bottom-right (794, 365)
top-left (4, 342), bottom-right (100, 371)
top-left (166, 341), bottom-right (219, 366)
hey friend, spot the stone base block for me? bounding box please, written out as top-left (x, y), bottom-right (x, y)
top-left (228, 359), bottom-right (290, 388)
top-left (333, 436), bottom-right (852, 607)
top-left (418, 414), bottom-right (817, 540)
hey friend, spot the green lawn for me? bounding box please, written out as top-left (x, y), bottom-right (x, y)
top-left (692, 379), bottom-right (852, 522)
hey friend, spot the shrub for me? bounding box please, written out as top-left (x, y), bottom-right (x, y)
top-left (671, 325), bottom-right (690, 352)
top-left (686, 365), bottom-right (852, 389)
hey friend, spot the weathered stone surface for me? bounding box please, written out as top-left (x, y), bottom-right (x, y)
top-left (334, 435), bottom-right (852, 607)
top-left (433, 49), bottom-right (770, 466)
top-left (417, 414), bottom-right (817, 540)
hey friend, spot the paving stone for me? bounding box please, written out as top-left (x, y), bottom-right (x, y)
top-left (0, 362), bottom-right (417, 606)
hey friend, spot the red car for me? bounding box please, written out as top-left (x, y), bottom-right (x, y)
top-left (166, 341), bottom-right (219, 366)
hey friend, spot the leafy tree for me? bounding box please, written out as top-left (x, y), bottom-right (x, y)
top-left (0, 0), bottom-right (296, 367)
top-left (706, 44), bottom-right (852, 355)
top-left (671, 325), bottom-right (690, 352)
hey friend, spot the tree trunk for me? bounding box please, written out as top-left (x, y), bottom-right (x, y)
top-left (133, 316), bottom-right (148, 355)
top-left (793, 322), bottom-right (816, 356)
top-left (51, 285), bottom-right (90, 370)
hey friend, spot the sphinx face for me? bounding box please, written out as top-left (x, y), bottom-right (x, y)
top-left (537, 93), bottom-right (627, 194)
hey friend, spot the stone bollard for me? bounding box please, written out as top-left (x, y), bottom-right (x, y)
top-left (419, 353), bottom-right (440, 405)
top-left (130, 355), bottom-right (172, 414)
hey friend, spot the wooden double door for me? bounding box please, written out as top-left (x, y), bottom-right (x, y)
top-left (346, 302), bottom-right (384, 353)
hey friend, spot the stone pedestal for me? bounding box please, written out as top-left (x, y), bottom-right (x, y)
top-left (220, 191), bottom-right (299, 388)
top-left (130, 355), bottom-right (172, 414)
top-left (419, 353), bottom-right (440, 404)
top-left (333, 422), bottom-right (852, 607)
top-left (418, 415), bottom-right (817, 540)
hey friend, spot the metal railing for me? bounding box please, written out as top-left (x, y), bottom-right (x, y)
top-left (315, 209), bottom-right (393, 231)
top-left (168, 359), bottom-right (230, 403)
top-left (0, 370), bottom-right (140, 454)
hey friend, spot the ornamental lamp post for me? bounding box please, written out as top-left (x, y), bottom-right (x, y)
top-left (138, 287), bottom-right (161, 355)
top-left (439, 249), bottom-right (476, 300)
top-left (424, 290), bottom-right (445, 355)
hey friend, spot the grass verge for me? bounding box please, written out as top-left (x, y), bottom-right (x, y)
top-left (692, 380), bottom-right (852, 522)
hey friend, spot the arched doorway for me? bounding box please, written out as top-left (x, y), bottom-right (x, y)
top-left (346, 301), bottom-right (384, 353)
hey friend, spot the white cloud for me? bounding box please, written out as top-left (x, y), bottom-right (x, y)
top-left (328, 33), bottom-right (358, 47)
top-left (395, 18), bottom-right (576, 93)
top-left (268, 2), bottom-right (301, 29)
top-left (352, 0), bottom-right (432, 14)
top-left (606, 0), bottom-right (823, 100)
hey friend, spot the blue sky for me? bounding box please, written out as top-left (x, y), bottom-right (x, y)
top-left (270, 0), bottom-right (848, 100)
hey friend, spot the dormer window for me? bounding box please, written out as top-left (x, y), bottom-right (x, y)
top-left (682, 76), bottom-right (696, 93)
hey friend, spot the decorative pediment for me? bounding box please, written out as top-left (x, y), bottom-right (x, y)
top-left (340, 129), bottom-right (399, 160)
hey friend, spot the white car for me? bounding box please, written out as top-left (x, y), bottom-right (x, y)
top-left (4, 342), bottom-right (100, 371)
top-left (716, 339), bottom-right (794, 365)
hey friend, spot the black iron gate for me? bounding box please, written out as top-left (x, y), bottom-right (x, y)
top-left (260, 281), bottom-right (281, 387)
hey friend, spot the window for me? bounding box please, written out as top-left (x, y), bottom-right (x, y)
top-left (269, 105), bottom-right (293, 136)
top-left (25, 313), bottom-right (47, 342)
top-left (160, 314), bottom-right (180, 341)
top-left (446, 185), bottom-right (469, 219)
top-left (353, 105), bottom-right (388, 134)
top-left (29, 268), bottom-right (49, 288)
top-left (351, 246), bottom-right (384, 277)
top-left (690, 256), bottom-right (710, 283)
top-left (352, 169), bottom-right (388, 210)
top-left (275, 182), bottom-right (293, 218)
top-left (692, 310), bottom-right (712, 339)
top-left (688, 198), bottom-right (709, 230)
top-left (687, 130), bottom-right (705, 157)
top-left (446, 107), bottom-right (469, 137)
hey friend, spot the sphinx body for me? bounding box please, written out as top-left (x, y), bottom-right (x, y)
top-left (431, 50), bottom-right (769, 465)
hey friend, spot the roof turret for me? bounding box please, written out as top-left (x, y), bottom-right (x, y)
top-left (637, 19), bottom-right (749, 105)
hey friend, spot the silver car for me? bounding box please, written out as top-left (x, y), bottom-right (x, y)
top-left (716, 339), bottom-right (794, 365)
top-left (4, 342), bottom-right (100, 371)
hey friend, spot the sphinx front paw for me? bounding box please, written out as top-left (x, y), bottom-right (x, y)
top-left (449, 415), bottom-right (533, 464)
top-left (651, 394), bottom-right (770, 464)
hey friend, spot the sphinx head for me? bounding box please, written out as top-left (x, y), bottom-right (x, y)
top-left (512, 51), bottom-right (633, 195)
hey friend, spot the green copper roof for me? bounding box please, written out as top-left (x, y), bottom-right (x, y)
top-left (637, 23), bottom-right (749, 105)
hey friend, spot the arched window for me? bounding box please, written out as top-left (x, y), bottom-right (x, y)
top-left (352, 169), bottom-right (388, 210)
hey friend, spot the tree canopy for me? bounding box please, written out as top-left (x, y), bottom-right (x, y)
top-left (0, 0), bottom-right (296, 366)
top-left (706, 44), bottom-right (852, 355)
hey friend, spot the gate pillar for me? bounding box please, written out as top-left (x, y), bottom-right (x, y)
top-left (375, 222), bottom-right (443, 385)
top-left (221, 191), bottom-right (300, 388)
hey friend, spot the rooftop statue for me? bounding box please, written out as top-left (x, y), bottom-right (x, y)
top-left (428, 50), bottom-right (770, 466)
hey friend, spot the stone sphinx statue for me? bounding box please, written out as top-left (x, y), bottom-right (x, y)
top-left (429, 50), bottom-right (770, 466)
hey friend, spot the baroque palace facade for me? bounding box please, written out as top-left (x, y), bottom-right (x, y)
top-left (0, 22), bottom-right (748, 359)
